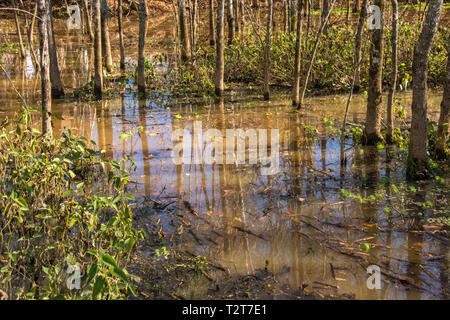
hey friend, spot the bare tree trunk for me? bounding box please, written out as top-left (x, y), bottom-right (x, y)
top-left (298, 0), bottom-right (336, 108)
top-left (272, 1), bottom-right (275, 32)
top-left (190, 0), bottom-right (198, 53)
top-left (48, 0), bottom-right (64, 98)
top-left (178, 0), bottom-right (191, 61)
top-left (215, 0), bottom-right (225, 96)
top-left (93, 0), bottom-right (103, 98)
top-left (322, 0), bottom-right (329, 35)
top-left (408, 0), bottom-right (443, 176)
top-left (283, 0), bottom-right (289, 33)
top-left (353, 0), bottom-right (367, 93)
top-left (30, 3), bottom-right (37, 45)
top-left (137, 0), bottom-right (147, 93)
top-left (342, 0), bottom-right (367, 131)
top-left (287, 0), bottom-right (291, 32)
top-left (239, 0), bottom-right (244, 32)
top-left (101, 0), bottom-right (113, 72)
top-left (12, 0), bottom-right (25, 58)
top-left (435, 51), bottom-right (449, 158)
top-left (353, 0), bottom-right (360, 12)
top-left (346, 0), bottom-right (350, 25)
top-left (386, 0), bottom-right (398, 144)
top-left (292, 0), bottom-right (303, 107)
top-left (288, 0), bottom-right (295, 33)
top-left (209, 0), bottom-right (216, 45)
top-left (364, 0), bottom-right (385, 145)
top-left (82, 0), bottom-right (94, 40)
top-left (19, 0), bottom-right (39, 70)
top-left (234, 0), bottom-right (240, 35)
top-left (263, 0), bottom-right (273, 100)
top-left (118, 0), bottom-right (125, 70)
top-left (306, 0), bottom-right (311, 37)
top-left (227, 0), bottom-right (235, 45)
top-left (37, 0), bottom-right (51, 134)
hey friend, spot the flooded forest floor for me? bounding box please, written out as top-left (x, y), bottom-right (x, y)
top-left (0, 3), bottom-right (449, 300)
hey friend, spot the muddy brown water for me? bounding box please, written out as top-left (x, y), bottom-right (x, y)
top-left (0, 12), bottom-right (448, 299)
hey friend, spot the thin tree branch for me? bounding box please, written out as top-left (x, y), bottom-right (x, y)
top-left (0, 7), bottom-right (42, 20)
top-left (0, 63), bottom-right (29, 107)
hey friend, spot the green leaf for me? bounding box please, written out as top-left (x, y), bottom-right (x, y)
top-left (42, 266), bottom-right (51, 275)
top-left (128, 284), bottom-right (137, 296)
top-left (124, 238), bottom-right (136, 252)
top-left (112, 266), bottom-right (128, 283)
top-left (14, 197), bottom-right (28, 208)
top-left (63, 189), bottom-right (74, 197)
top-left (2, 203), bottom-right (12, 215)
top-left (100, 254), bottom-right (118, 269)
top-left (92, 276), bottom-right (105, 300)
top-left (87, 263), bottom-right (98, 284)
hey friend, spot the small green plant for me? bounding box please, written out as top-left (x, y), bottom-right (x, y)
top-left (155, 246), bottom-right (169, 259)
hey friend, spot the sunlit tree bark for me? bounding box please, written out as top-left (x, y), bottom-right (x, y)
top-left (37, 0), bottom-right (51, 134)
top-left (234, 0), bottom-right (240, 35)
top-left (82, 0), bottom-right (93, 40)
top-left (298, 0), bottom-right (336, 108)
top-left (12, 0), bottom-right (25, 59)
top-left (18, 0), bottom-right (39, 70)
top-left (386, 0), bottom-right (398, 144)
top-left (190, 0), bottom-right (198, 53)
top-left (101, 0), bottom-right (113, 72)
top-left (137, 0), bottom-right (147, 94)
top-left (118, 0), bottom-right (125, 70)
top-left (177, 0), bottom-right (191, 61)
top-left (288, 0), bottom-right (294, 32)
top-left (93, 0), bottom-right (103, 98)
top-left (346, 0), bottom-right (350, 25)
top-left (226, 0), bottom-right (234, 45)
top-left (30, 3), bottom-right (37, 45)
top-left (283, 0), bottom-right (289, 32)
top-left (209, 0), bottom-right (216, 45)
top-left (408, 0), bottom-right (443, 177)
top-left (342, 0), bottom-right (367, 131)
top-left (48, 0), bottom-right (64, 98)
top-left (263, 0), bottom-right (273, 100)
top-left (353, 0), bottom-right (367, 93)
top-left (364, 0), bottom-right (384, 145)
top-left (322, 0), bottom-right (329, 34)
top-left (292, 0), bottom-right (303, 107)
top-left (215, 0), bottom-right (225, 96)
top-left (306, 0), bottom-right (311, 36)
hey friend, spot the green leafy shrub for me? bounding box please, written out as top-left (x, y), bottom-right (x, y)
top-left (170, 22), bottom-right (447, 95)
top-left (0, 108), bottom-right (145, 299)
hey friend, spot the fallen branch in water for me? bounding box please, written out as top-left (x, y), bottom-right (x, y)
top-left (188, 228), bottom-right (203, 245)
top-left (233, 226), bottom-right (267, 241)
